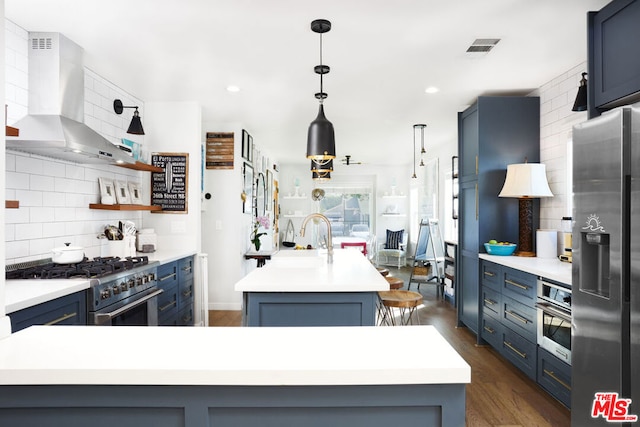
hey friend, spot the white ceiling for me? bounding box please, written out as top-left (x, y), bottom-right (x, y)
top-left (6, 0), bottom-right (610, 167)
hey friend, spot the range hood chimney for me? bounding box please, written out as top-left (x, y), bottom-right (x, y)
top-left (6, 33), bottom-right (134, 165)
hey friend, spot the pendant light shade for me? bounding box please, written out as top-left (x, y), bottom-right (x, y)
top-left (306, 19), bottom-right (336, 163)
top-left (571, 72), bottom-right (588, 112)
top-left (307, 105), bottom-right (335, 161)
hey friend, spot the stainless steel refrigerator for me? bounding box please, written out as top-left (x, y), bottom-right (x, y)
top-left (572, 103), bottom-right (640, 426)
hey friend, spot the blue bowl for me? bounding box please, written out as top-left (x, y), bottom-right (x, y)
top-left (484, 243), bottom-right (517, 256)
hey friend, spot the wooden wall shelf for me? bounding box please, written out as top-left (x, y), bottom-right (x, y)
top-left (6, 126), bottom-right (19, 137)
top-left (89, 204), bottom-right (162, 211)
top-left (5, 200), bottom-right (19, 209)
top-left (116, 161), bottom-right (163, 173)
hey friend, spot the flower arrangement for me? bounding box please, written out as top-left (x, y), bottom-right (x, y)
top-left (251, 215), bottom-right (270, 251)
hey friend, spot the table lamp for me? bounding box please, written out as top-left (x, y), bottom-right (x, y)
top-left (498, 163), bottom-right (553, 257)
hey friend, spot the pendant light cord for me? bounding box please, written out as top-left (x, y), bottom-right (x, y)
top-left (319, 32), bottom-right (324, 104)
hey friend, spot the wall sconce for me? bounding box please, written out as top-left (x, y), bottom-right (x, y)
top-left (499, 162), bottom-right (553, 256)
top-left (571, 72), bottom-right (588, 112)
top-left (113, 99), bottom-right (145, 135)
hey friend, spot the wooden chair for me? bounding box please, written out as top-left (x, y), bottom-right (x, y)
top-left (340, 241), bottom-right (367, 256)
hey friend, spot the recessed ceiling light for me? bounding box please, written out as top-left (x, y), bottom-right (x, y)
top-left (226, 85), bottom-right (240, 93)
top-left (425, 86), bottom-right (439, 94)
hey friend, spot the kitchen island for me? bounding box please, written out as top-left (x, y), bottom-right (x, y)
top-left (0, 325), bottom-right (470, 427)
top-left (234, 248), bottom-right (390, 326)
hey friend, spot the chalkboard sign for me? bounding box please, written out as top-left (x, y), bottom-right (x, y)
top-left (151, 153), bottom-right (189, 213)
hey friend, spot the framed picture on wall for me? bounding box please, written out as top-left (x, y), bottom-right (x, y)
top-left (98, 177), bottom-right (115, 204)
top-left (243, 162), bottom-right (254, 214)
top-left (128, 182), bottom-right (143, 204)
top-left (115, 180), bottom-right (131, 204)
top-left (241, 129), bottom-right (251, 161)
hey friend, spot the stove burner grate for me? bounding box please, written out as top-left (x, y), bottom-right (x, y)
top-left (5, 256), bottom-right (149, 280)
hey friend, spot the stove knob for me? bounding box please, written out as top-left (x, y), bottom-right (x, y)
top-left (147, 273), bottom-right (155, 282)
top-left (140, 276), bottom-right (147, 285)
top-left (100, 289), bottom-right (110, 300)
top-left (121, 282), bottom-right (128, 292)
top-left (128, 279), bottom-right (136, 289)
top-left (136, 277), bottom-right (144, 287)
top-left (112, 285), bottom-right (121, 295)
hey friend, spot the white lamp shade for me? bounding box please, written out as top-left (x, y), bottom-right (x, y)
top-left (498, 163), bottom-right (553, 198)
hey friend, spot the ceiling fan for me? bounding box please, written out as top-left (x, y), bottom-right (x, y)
top-left (341, 155), bottom-right (363, 166)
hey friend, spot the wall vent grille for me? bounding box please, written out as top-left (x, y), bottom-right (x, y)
top-left (31, 37), bottom-right (53, 50)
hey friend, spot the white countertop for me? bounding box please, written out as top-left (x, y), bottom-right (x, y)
top-left (234, 248), bottom-right (390, 292)
top-left (479, 254), bottom-right (572, 285)
top-left (0, 325), bottom-right (470, 386)
top-left (5, 249), bottom-right (198, 314)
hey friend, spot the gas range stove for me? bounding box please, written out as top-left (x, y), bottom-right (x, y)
top-left (6, 256), bottom-right (153, 280)
top-left (6, 256), bottom-right (161, 325)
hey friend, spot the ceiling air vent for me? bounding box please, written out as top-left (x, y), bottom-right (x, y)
top-left (466, 38), bottom-right (500, 56)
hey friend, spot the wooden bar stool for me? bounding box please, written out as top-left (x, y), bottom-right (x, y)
top-left (377, 290), bottom-right (423, 326)
top-left (385, 276), bottom-right (403, 290)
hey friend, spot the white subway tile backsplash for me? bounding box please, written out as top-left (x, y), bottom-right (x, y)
top-left (29, 238), bottom-right (56, 257)
top-left (6, 171), bottom-right (30, 190)
top-left (54, 207), bottom-right (77, 222)
top-left (42, 192), bottom-right (68, 208)
top-left (41, 160), bottom-right (67, 178)
top-left (30, 175), bottom-right (55, 192)
top-left (6, 240), bottom-right (30, 260)
top-left (29, 207), bottom-right (55, 223)
top-left (15, 190), bottom-right (43, 207)
top-left (15, 223), bottom-right (44, 240)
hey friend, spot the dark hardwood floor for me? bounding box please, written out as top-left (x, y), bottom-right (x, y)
top-left (208, 266), bottom-right (571, 427)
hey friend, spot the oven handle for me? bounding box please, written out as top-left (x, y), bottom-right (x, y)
top-left (535, 302), bottom-right (571, 322)
top-left (95, 288), bottom-right (164, 323)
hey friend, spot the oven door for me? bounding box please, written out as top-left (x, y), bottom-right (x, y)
top-left (91, 287), bottom-right (163, 326)
top-left (536, 302), bottom-right (572, 365)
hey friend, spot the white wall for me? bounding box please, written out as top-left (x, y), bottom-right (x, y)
top-left (1, 0), bottom-right (10, 337)
top-left (142, 101), bottom-right (202, 254)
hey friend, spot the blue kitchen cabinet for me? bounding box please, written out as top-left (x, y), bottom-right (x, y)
top-left (456, 96), bottom-right (540, 340)
top-left (588, 0), bottom-right (640, 117)
top-left (156, 261), bottom-right (179, 325)
top-left (538, 347), bottom-right (572, 408)
top-left (10, 291), bottom-right (87, 333)
top-left (156, 256), bottom-right (195, 326)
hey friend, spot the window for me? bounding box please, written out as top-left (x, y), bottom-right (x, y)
top-left (317, 184), bottom-right (373, 238)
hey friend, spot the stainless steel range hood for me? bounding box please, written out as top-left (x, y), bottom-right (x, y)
top-left (6, 32), bottom-right (134, 165)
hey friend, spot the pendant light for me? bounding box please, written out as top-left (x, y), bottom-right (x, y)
top-left (113, 99), bottom-right (145, 135)
top-left (306, 19), bottom-right (336, 165)
top-left (571, 73), bottom-right (588, 112)
top-left (418, 124), bottom-right (426, 166)
top-left (310, 159), bottom-right (333, 181)
top-left (411, 124), bottom-right (426, 178)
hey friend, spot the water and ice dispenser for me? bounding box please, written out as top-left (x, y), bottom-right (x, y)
top-left (580, 232), bottom-right (610, 298)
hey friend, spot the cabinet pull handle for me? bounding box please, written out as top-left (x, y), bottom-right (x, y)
top-left (159, 273), bottom-right (177, 282)
top-left (181, 266), bottom-right (192, 272)
top-left (475, 183), bottom-right (479, 220)
top-left (483, 298), bottom-right (496, 306)
top-left (475, 155), bottom-right (478, 175)
top-left (483, 271), bottom-right (495, 277)
top-left (159, 300), bottom-right (177, 312)
top-left (504, 341), bottom-right (527, 359)
top-left (483, 325), bottom-right (495, 334)
top-left (505, 310), bottom-right (529, 324)
top-left (182, 314), bottom-right (193, 323)
top-left (182, 290), bottom-right (192, 298)
top-left (44, 312), bottom-right (77, 325)
top-left (543, 369), bottom-right (571, 391)
top-left (505, 279), bottom-right (529, 290)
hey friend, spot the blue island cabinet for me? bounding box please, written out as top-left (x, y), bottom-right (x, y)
top-left (242, 291), bottom-right (378, 326)
top-left (0, 383), bottom-right (465, 427)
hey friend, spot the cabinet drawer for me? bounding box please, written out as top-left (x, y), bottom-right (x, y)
top-left (10, 291), bottom-right (87, 333)
top-left (179, 277), bottom-right (194, 310)
top-left (157, 284), bottom-right (178, 322)
top-left (502, 267), bottom-right (536, 303)
top-left (481, 261), bottom-right (501, 291)
top-left (157, 262), bottom-right (178, 290)
top-left (481, 314), bottom-right (503, 349)
top-left (501, 327), bottom-right (537, 380)
top-left (502, 295), bottom-right (537, 342)
top-left (178, 305), bottom-right (194, 326)
top-left (178, 256), bottom-right (194, 282)
top-left (538, 348), bottom-right (571, 408)
top-left (482, 286), bottom-right (501, 319)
